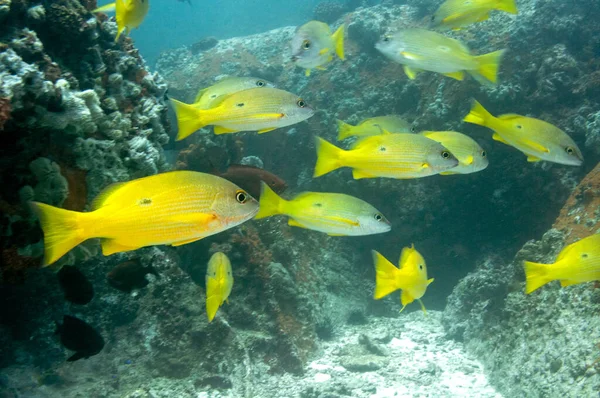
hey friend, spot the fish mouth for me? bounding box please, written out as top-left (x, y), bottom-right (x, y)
top-left (291, 55), bottom-right (299, 62)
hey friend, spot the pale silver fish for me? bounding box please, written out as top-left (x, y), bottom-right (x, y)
top-left (291, 20), bottom-right (345, 77)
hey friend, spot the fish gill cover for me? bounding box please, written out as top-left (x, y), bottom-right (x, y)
top-left (0, 0), bottom-right (599, 397)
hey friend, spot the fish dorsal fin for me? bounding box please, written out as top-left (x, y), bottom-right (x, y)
top-left (497, 113), bottom-right (522, 121)
top-left (477, 13), bottom-right (490, 22)
top-left (398, 244), bottom-right (415, 268)
top-left (556, 242), bottom-right (577, 262)
top-left (291, 191), bottom-right (313, 201)
top-left (91, 181), bottom-right (129, 210)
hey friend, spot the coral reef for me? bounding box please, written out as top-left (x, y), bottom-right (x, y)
top-left (313, 1), bottom-right (347, 24)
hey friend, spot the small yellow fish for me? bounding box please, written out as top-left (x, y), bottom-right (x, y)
top-left (255, 182), bottom-right (391, 236)
top-left (194, 77), bottom-right (275, 110)
top-left (430, 0), bottom-right (518, 31)
top-left (93, 0), bottom-right (150, 42)
top-left (313, 134), bottom-right (458, 179)
top-left (170, 87), bottom-right (314, 140)
top-left (419, 131), bottom-right (488, 175)
top-left (205, 252), bottom-right (234, 322)
top-left (291, 21), bottom-right (345, 77)
top-left (464, 100), bottom-right (584, 166)
top-left (375, 28), bottom-right (505, 85)
top-left (372, 245), bottom-right (434, 313)
top-left (524, 234), bottom-right (600, 294)
top-left (31, 171), bottom-right (259, 266)
top-left (337, 116), bottom-right (412, 140)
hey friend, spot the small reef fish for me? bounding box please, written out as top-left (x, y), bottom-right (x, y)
top-left (375, 28), bottom-right (505, 85)
top-left (463, 100), bottom-right (584, 166)
top-left (419, 131), bottom-right (489, 175)
top-left (255, 182), bottom-right (391, 236)
top-left (313, 134), bottom-right (459, 179)
top-left (215, 164), bottom-right (287, 199)
top-left (205, 252), bottom-right (233, 322)
top-left (107, 259), bottom-right (158, 292)
top-left (170, 88), bottom-right (315, 140)
top-left (430, 0), bottom-right (518, 31)
top-left (93, 0), bottom-right (150, 42)
top-left (56, 315), bottom-right (105, 362)
top-left (372, 245), bottom-right (434, 313)
top-left (523, 234), bottom-right (600, 294)
top-left (194, 77), bottom-right (276, 110)
top-left (291, 21), bottom-right (345, 77)
top-left (337, 116), bottom-right (412, 141)
top-left (58, 266), bottom-right (94, 305)
top-left (31, 171), bottom-right (259, 266)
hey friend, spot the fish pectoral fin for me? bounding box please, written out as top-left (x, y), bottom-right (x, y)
top-left (400, 290), bottom-right (415, 307)
top-left (443, 71), bottom-right (465, 81)
top-left (214, 125), bottom-right (238, 135)
top-left (171, 237), bottom-right (203, 247)
top-left (352, 169), bottom-right (377, 179)
top-left (305, 69), bottom-right (311, 77)
top-left (403, 65), bottom-right (420, 80)
top-left (559, 279), bottom-right (579, 287)
top-left (101, 239), bottom-right (142, 256)
top-left (492, 133), bottom-right (509, 144)
top-left (318, 48), bottom-right (330, 55)
top-left (257, 127), bottom-right (277, 134)
top-left (527, 155), bottom-right (542, 162)
top-left (288, 218), bottom-right (309, 229)
top-left (418, 299), bottom-right (428, 315)
top-left (400, 51), bottom-right (423, 61)
top-left (442, 12), bottom-right (464, 23)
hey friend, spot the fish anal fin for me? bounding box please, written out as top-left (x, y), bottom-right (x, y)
top-left (352, 169), bottom-right (377, 179)
top-left (440, 171), bottom-right (459, 175)
top-left (171, 237), bottom-right (203, 247)
top-left (443, 71), bottom-right (464, 81)
top-left (288, 218), bottom-right (309, 229)
top-left (560, 279), bottom-right (579, 287)
top-left (305, 69), bottom-right (311, 77)
top-left (214, 125), bottom-right (238, 135)
top-left (257, 127), bottom-right (277, 134)
top-left (527, 156), bottom-right (542, 163)
top-left (403, 65), bottom-right (419, 80)
top-left (492, 133), bottom-right (509, 144)
top-left (101, 239), bottom-right (142, 256)
top-left (400, 290), bottom-right (414, 307)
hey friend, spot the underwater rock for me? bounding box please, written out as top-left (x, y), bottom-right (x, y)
top-left (190, 36), bottom-right (218, 55)
top-left (28, 157), bottom-right (69, 207)
top-left (107, 259), bottom-right (158, 292)
top-left (313, 1), bottom-right (347, 24)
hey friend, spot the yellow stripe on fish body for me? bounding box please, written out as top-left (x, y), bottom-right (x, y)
top-left (420, 131), bottom-right (489, 175)
top-left (171, 88), bottom-right (314, 140)
top-left (205, 252), bottom-right (234, 322)
top-left (193, 77), bottom-right (275, 110)
top-left (523, 234), bottom-right (600, 294)
top-left (313, 134), bottom-right (459, 179)
top-left (337, 116), bottom-right (411, 140)
top-left (255, 182), bottom-right (391, 236)
top-left (30, 171), bottom-right (259, 266)
top-left (463, 100), bottom-right (583, 166)
top-left (430, 0), bottom-right (518, 30)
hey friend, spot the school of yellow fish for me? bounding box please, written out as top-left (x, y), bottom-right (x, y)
top-left (30, 0), bottom-right (595, 322)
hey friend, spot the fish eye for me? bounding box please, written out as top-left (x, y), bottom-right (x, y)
top-left (410, 126), bottom-right (416, 133)
top-left (481, 150), bottom-right (487, 158)
top-left (297, 99), bottom-right (306, 108)
top-left (516, 124), bottom-right (522, 129)
top-left (302, 40), bottom-right (311, 50)
top-left (374, 213), bottom-right (383, 222)
top-left (565, 146), bottom-right (574, 155)
top-left (382, 36), bottom-right (390, 42)
top-left (256, 80), bottom-right (266, 87)
top-left (430, 15), bottom-right (435, 22)
top-left (235, 190), bottom-right (248, 204)
top-left (441, 150), bottom-right (451, 159)
top-left (419, 264), bottom-right (423, 270)
top-left (581, 253), bottom-right (589, 259)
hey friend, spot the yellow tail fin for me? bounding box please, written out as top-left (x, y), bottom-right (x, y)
top-left (470, 50), bottom-right (505, 85)
top-left (313, 137), bottom-right (345, 177)
top-left (170, 98), bottom-right (206, 141)
top-left (93, 3), bottom-right (116, 13)
top-left (254, 182), bottom-right (286, 219)
top-left (331, 24), bottom-right (345, 61)
top-left (336, 119), bottom-right (355, 140)
top-left (463, 100), bottom-right (493, 127)
top-left (497, 0), bottom-right (518, 14)
top-left (30, 202), bottom-right (90, 267)
top-left (523, 261), bottom-right (552, 294)
top-left (372, 250), bottom-right (400, 299)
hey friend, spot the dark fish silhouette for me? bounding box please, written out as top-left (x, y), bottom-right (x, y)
top-left (217, 165), bottom-right (287, 199)
top-left (107, 259), bottom-right (158, 292)
top-left (56, 315), bottom-right (104, 362)
top-left (57, 266), bottom-right (94, 305)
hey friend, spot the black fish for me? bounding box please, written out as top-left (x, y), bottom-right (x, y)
top-left (57, 266), bottom-right (94, 305)
top-left (107, 259), bottom-right (158, 292)
top-left (56, 315), bottom-right (104, 362)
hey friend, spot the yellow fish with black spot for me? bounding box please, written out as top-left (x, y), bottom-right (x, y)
top-left (93, 0), bottom-right (150, 42)
top-left (419, 131), bottom-right (488, 175)
top-left (30, 171), bottom-right (258, 266)
top-left (313, 134), bottom-right (458, 179)
top-left (337, 116), bottom-right (412, 141)
top-left (524, 234), bottom-right (600, 294)
top-left (375, 28), bottom-right (505, 85)
top-left (255, 182), bottom-right (391, 236)
top-left (194, 77), bottom-right (275, 110)
top-left (206, 252), bottom-right (234, 322)
top-left (372, 245), bottom-right (434, 313)
top-left (170, 88), bottom-right (315, 140)
top-left (291, 21), bottom-right (345, 77)
top-left (430, 0), bottom-right (518, 31)
top-left (464, 100), bottom-right (583, 166)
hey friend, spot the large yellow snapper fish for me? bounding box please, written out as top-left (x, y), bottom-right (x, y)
top-left (31, 171), bottom-right (259, 266)
top-left (464, 100), bottom-right (584, 166)
top-left (194, 77), bottom-right (275, 110)
top-left (419, 131), bottom-right (489, 175)
top-left (372, 245), bottom-right (434, 313)
top-left (337, 116), bottom-right (412, 141)
top-left (291, 21), bottom-right (345, 77)
top-left (375, 28), bottom-right (505, 85)
top-left (171, 88), bottom-right (314, 140)
top-left (255, 182), bottom-right (391, 236)
top-left (430, 0), bottom-right (518, 31)
top-left (205, 252), bottom-right (234, 322)
top-left (313, 134), bottom-right (459, 179)
top-left (93, 0), bottom-right (150, 42)
top-left (524, 234), bottom-right (600, 294)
